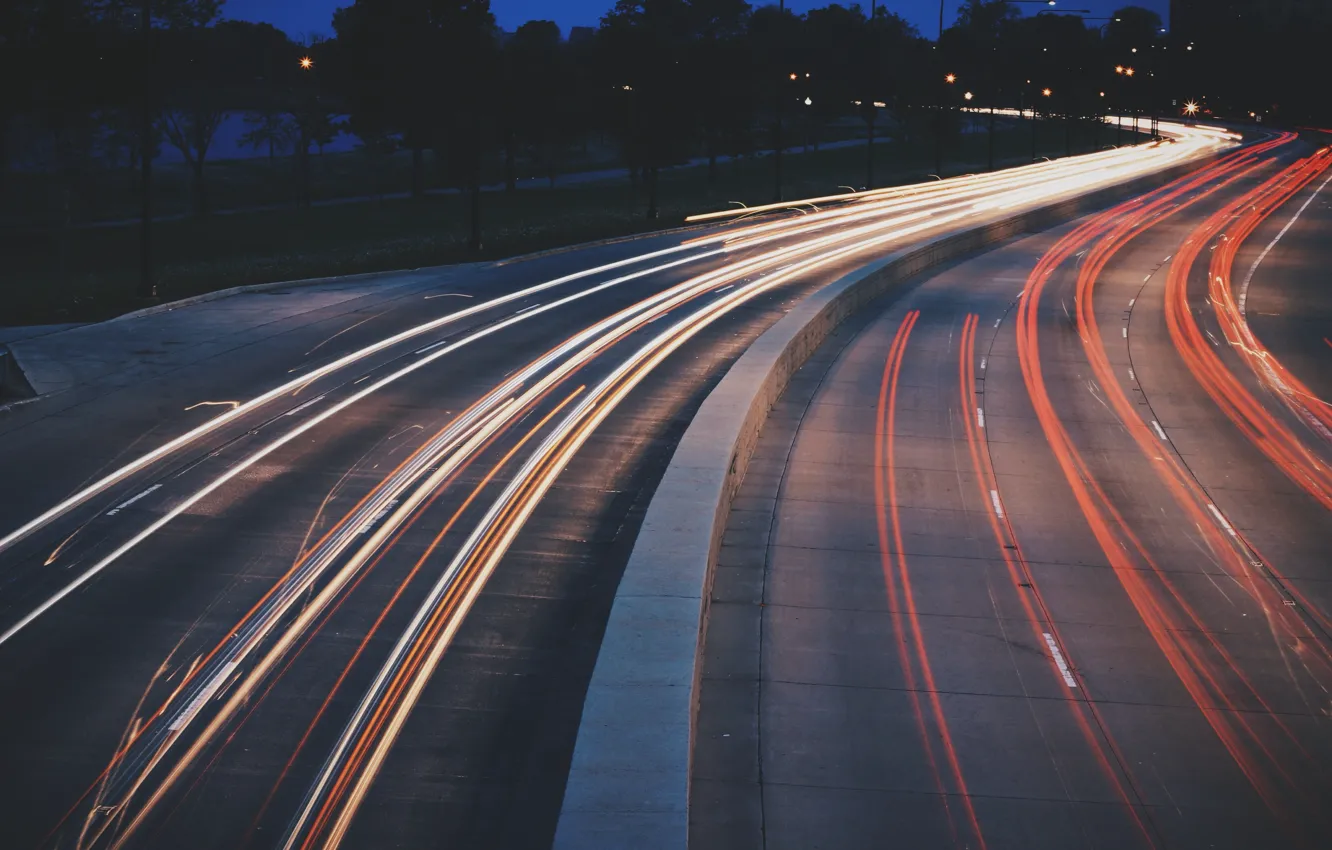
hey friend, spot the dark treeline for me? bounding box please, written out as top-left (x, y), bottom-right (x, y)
top-left (2, 0), bottom-right (1327, 234)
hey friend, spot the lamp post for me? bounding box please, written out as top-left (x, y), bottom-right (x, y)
top-left (867, 0), bottom-right (878, 190)
top-left (774, 0), bottom-right (786, 202)
top-left (137, 0), bottom-right (156, 300)
top-left (937, 72), bottom-right (957, 176)
top-left (1037, 86), bottom-right (1051, 159)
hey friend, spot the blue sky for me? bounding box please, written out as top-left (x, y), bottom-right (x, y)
top-left (223, 0), bottom-right (1169, 42)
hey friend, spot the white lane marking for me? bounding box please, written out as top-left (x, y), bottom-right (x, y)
top-left (980, 358), bottom-right (987, 371)
top-left (168, 661), bottom-right (238, 731)
top-left (106, 485), bottom-right (163, 517)
top-left (1144, 274), bottom-right (1152, 282)
top-left (977, 408), bottom-right (986, 429)
top-left (1240, 172), bottom-right (1332, 317)
top-left (990, 490), bottom-right (1004, 519)
top-left (1043, 633), bottom-right (1079, 688)
top-left (423, 293), bottom-right (473, 300)
top-left (514, 303), bottom-right (542, 315)
top-left (184, 400), bottom-right (240, 411)
top-left (282, 395), bottom-right (326, 417)
top-left (1207, 503), bottom-right (1237, 537)
top-left (414, 340), bottom-right (449, 355)
top-left (356, 500), bottom-right (399, 535)
top-left (1128, 369), bottom-right (1136, 382)
top-left (1129, 298), bottom-right (1136, 307)
top-left (1151, 420), bottom-right (1168, 441)
top-left (994, 318), bottom-right (1002, 328)
top-left (1122, 327), bottom-right (1128, 339)
top-left (713, 284), bottom-right (735, 294)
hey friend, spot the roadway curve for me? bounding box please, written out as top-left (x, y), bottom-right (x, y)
top-left (0, 128), bottom-right (1234, 850)
top-left (691, 131), bottom-right (1332, 848)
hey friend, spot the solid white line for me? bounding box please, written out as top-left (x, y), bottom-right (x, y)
top-left (1207, 503), bottom-right (1237, 537)
top-left (106, 484), bottom-right (163, 517)
top-left (168, 661), bottom-right (237, 731)
top-left (1151, 420), bottom-right (1168, 441)
top-left (356, 500), bottom-right (399, 535)
top-left (414, 340), bottom-right (449, 355)
top-left (1240, 171), bottom-right (1332, 317)
top-left (1043, 633), bottom-right (1078, 688)
top-left (713, 284), bottom-right (735, 294)
top-left (990, 489), bottom-right (1004, 519)
top-left (281, 395), bottom-right (326, 417)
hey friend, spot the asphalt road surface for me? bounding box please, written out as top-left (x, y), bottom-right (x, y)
top-left (0, 131), bottom-right (1236, 850)
top-left (691, 134), bottom-right (1332, 849)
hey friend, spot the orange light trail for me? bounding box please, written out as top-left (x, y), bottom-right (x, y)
top-left (35, 121), bottom-right (1242, 850)
top-left (957, 314), bottom-right (1157, 847)
top-left (1016, 137), bottom-right (1331, 844)
top-left (873, 310), bottom-right (987, 849)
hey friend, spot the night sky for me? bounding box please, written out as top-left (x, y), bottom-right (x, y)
top-left (222, 0), bottom-right (1170, 42)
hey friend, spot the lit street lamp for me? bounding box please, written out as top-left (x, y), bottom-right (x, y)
top-left (299, 56), bottom-right (313, 70)
top-left (1184, 100), bottom-right (1199, 116)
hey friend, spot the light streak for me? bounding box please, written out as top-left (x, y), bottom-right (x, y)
top-left (32, 120), bottom-right (1239, 848)
top-left (872, 311), bottom-right (984, 850)
top-left (1016, 136), bottom-right (1332, 843)
top-left (957, 314), bottom-right (1155, 845)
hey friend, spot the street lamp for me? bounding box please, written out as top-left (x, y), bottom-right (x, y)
top-left (964, 91), bottom-right (974, 101)
top-left (1184, 100), bottom-right (1199, 116)
top-left (945, 73), bottom-right (957, 84)
top-left (299, 56), bottom-right (313, 70)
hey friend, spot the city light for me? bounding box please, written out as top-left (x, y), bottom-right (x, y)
top-left (1184, 100), bottom-right (1199, 116)
top-left (299, 56), bottom-right (313, 70)
top-left (945, 73), bottom-right (957, 84)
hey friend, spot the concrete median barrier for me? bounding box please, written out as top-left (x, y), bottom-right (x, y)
top-left (553, 150), bottom-right (1227, 849)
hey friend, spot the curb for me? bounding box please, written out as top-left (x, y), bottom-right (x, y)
top-left (552, 151), bottom-right (1227, 849)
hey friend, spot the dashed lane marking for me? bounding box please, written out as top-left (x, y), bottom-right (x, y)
top-left (1044, 634), bottom-right (1078, 688)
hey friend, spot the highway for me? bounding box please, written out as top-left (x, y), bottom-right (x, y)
top-left (691, 130), bottom-right (1332, 848)
top-left (0, 123), bottom-right (1248, 849)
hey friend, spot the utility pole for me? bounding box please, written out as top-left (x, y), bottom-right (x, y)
top-left (773, 0), bottom-right (785, 202)
top-left (934, 0), bottom-right (946, 177)
top-left (138, 0), bottom-right (156, 300)
top-left (987, 104), bottom-right (996, 171)
top-left (866, 0), bottom-right (877, 190)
